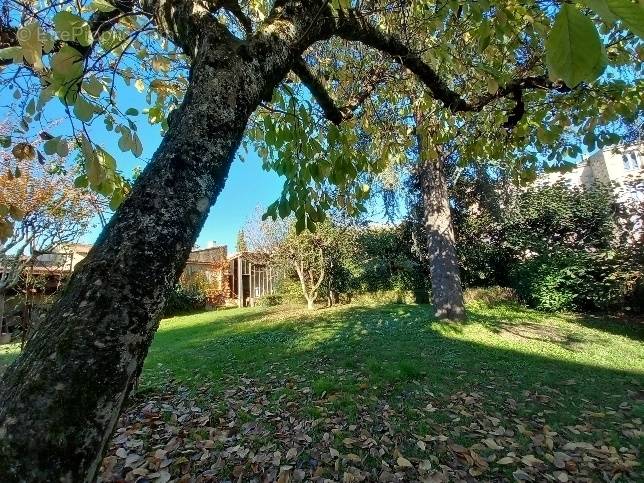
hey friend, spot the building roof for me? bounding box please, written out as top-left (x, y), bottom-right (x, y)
top-left (190, 245), bottom-right (227, 253)
top-left (54, 243), bottom-right (93, 254)
top-left (188, 245), bottom-right (228, 263)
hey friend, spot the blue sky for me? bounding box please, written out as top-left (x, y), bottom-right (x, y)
top-left (81, 124), bottom-right (285, 250)
top-left (83, 153), bottom-right (284, 251)
top-left (74, 83), bottom-right (285, 250)
top-left (194, 156), bottom-right (284, 249)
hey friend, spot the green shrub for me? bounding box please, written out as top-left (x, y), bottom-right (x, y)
top-left (351, 225), bottom-right (429, 295)
top-left (510, 250), bottom-right (638, 313)
top-left (352, 289), bottom-right (428, 305)
top-left (274, 276), bottom-right (305, 304)
top-left (454, 181), bottom-right (643, 314)
top-left (255, 294), bottom-right (283, 307)
top-left (463, 286), bottom-right (519, 306)
top-left (163, 285), bottom-right (207, 317)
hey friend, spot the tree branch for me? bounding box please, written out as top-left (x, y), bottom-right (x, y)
top-left (0, 1), bottom-right (135, 68)
top-left (334, 10), bottom-right (468, 111)
top-left (142, 0), bottom-right (235, 57)
top-left (221, 0), bottom-right (253, 35)
top-left (292, 57), bottom-right (389, 125)
top-left (292, 57), bottom-right (344, 124)
top-left (334, 9), bottom-right (570, 126)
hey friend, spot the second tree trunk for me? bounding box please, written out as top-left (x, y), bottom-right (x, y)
top-left (416, 127), bottom-right (466, 320)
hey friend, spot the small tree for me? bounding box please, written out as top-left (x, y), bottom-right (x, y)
top-left (0, 157), bottom-right (97, 335)
top-left (284, 228), bottom-right (326, 310)
top-left (244, 208), bottom-right (354, 309)
top-left (235, 229), bottom-right (248, 253)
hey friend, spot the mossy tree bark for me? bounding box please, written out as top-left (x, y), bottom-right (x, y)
top-left (0, 0), bottom-right (550, 478)
top-left (0, 2), bottom-right (334, 480)
top-left (419, 155), bottom-right (466, 320)
top-left (0, 289), bottom-right (6, 334)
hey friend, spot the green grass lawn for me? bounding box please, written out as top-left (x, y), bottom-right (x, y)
top-left (0, 341), bottom-right (20, 374)
top-left (140, 302), bottom-right (643, 402)
top-left (118, 301), bottom-right (642, 481)
top-left (3, 302), bottom-right (643, 481)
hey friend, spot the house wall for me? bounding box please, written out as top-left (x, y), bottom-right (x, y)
top-left (182, 245), bottom-right (230, 305)
top-left (34, 244), bottom-right (92, 273)
top-left (537, 143), bottom-right (643, 204)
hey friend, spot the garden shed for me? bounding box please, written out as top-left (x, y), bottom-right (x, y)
top-left (228, 252), bottom-right (276, 307)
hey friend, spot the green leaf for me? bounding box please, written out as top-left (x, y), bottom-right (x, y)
top-left (125, 108), bottom-right (139, 116)
top-left (25, 98), bottom-right (36, 116)
top-left (546, 4), bottom-right (607, 87)
top-left (53, 11), bottom-right (93, 47)
top-left (74, 174), bottom-right (88, 188)
top-left (109, 188), bottom-right (125, 210)
top-left (278, 197), bottom-right (290, 218)
top-left (43, 137), bottom-right (61, 155)
top-left (262, 205), bottom-right (274, 221)
top-left (99, 29), bottom-right (128, 54)
top-left (81, 136), bottom-right (102, 186)
top-left (17, 23), bottom-right (46, 70)
top-left (97, 147), bottom-right (117, 171)
top-left (50, 45), bottom-right (84, 102)
top-left (584, 0), bottom-right (619, 22)
top-left (51, 45), bottom-right (83, 78)
top-left (90, 0), bottom-right (116, 12)
top-left (131, 132), bottom-right (143, 157)
top-left (604, 0), bottom-right (644, 37)
top-left (83, 76), bottom-right (104, 97)
top-left (74, 96), bottom-right (96, 122)
top-left (486, 78), bottom-right (499, 94)
top-left (295, 216), bottom-right (306, 234)
top-left (57, 138), bottom-right (69, 157)
top-left (0, 46), bottom-right (23, 63)
top-left (117, 128), bottom-right (132, 152)
top-left (476, 21), bottom-right (492, 51)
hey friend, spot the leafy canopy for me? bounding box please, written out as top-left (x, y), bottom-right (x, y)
top-left (0, 0), bottom-right (641, 239)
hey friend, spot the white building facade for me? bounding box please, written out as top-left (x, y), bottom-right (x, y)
top-left (537, 143), bottom-right (643, 205)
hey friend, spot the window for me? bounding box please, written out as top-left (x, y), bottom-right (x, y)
top-left (622, 152), bottom-right (640, 171)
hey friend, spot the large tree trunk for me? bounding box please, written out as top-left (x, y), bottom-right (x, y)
top-left (419, 156), bottom-right (466, 320)
top-left (0, 288), bottom-right (6, 334)
top-left (415, 122), bottom-right (466, 321)
top-left (0, 23), bottom-right (309, 481)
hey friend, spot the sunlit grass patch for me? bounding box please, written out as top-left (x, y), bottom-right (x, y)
top-left (0, 341), bottom-right (20, 373)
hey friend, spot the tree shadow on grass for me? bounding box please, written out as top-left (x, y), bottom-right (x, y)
top-left (515, 304), bottom-right (639, 339)
top-left (438, 302), bottom-right (643, 350)
top-left (460, 304), bottom-right (596, 351)
top-left (144, 303), bottom-right (644, 412)
top-left (571, 311), bottom-right (644, 341)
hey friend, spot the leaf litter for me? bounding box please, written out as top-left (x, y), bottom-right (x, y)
top-left (97, 367), bottom-right (641, 483)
